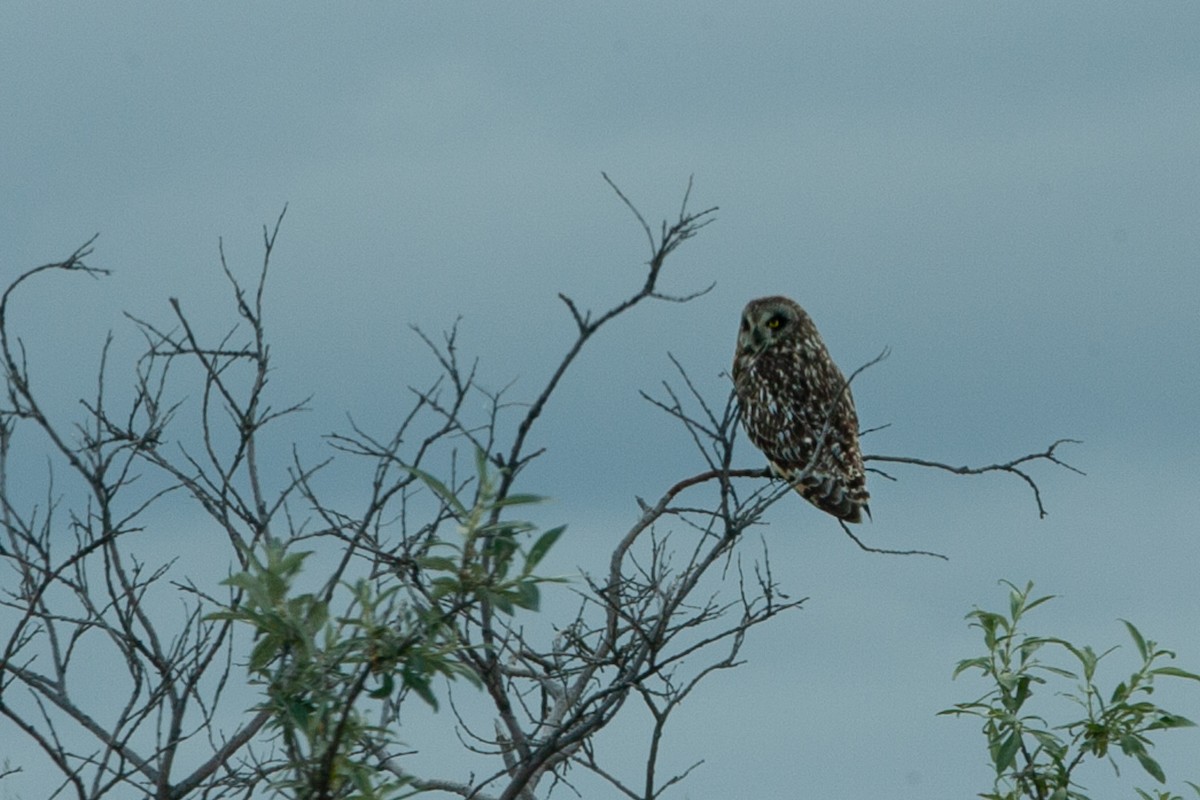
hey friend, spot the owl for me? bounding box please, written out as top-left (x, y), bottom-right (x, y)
top-left (732, 296), bottom-right (870, 523)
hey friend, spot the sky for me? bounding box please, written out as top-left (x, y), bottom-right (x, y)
top-left (2, 2), bottom-right (1200, 798)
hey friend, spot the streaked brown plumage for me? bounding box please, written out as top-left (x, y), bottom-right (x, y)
top-left (732, 296), bottom-right (869, 523)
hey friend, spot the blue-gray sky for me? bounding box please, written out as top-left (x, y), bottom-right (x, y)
top-left (3, 3), bottom-right (1199, 798)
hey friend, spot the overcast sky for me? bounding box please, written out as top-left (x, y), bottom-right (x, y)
top-left (3, 3), bottom-right (1199, 798)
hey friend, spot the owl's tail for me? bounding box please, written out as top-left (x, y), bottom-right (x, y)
top-left (795, 473), bottom-right (870, 524)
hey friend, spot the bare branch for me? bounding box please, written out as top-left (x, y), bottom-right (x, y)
top-left (1, 183), bottom-right (1079, 800)
top-left (866, 438), bottom-right (1083, 518)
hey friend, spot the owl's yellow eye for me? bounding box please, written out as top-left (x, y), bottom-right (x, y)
top-left (766, 316), bottom-right (783, 330)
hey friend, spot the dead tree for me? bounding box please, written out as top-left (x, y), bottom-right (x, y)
top-left (0, 181), bottom-right (1079, 800)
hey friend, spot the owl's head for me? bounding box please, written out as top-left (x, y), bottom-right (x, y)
top-left (737, 296), bottom-right (809, 354)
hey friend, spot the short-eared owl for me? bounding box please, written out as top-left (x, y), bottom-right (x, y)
top-left (732, 296), bottom-right (869, 523)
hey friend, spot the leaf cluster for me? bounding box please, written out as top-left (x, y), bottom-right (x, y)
top-left (409, 449), bottom-right (564, 618)
top-left (208, 450), bottom-right (566, 799)
top-left (0, 185), bottom-right (1098, 800)
top-left (942, 580), bottom-right (1200, 800)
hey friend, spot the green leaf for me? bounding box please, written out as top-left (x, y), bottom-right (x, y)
top-left (950, 657), bottom-right (992, 679)
top-left (1151, 666), bottom-right (1200, 682)
top-left (284, 697), bottom-right (313, 730)
top-left (368, 672), bottom-right (395, 700)
top-left (399, 465), bottom-right (467, 516)
top-left (429, 576), bottom-right (461, 599)
top-left (275, 547), bottom-right (312, 577)
top-left (493, 493), bottom-right (545, 507)
top-left (976, 610), bottom-right (1009, 635)
top-left (249, 638), bottom-right (279, 672)
top-left (489, 589), bottom-right (515, 616)
top-left (1135, 749), bottom-right (1167, 784)
top-left (403, 667), bottom-right (438, 710)
top-left (1123, 619), bottom-right (1150, 661)
top-left (1018, 637), bottom-right (1047, 666)
top-left (1144, 713), bottom-right (1196, 731)
top-left (306, 598), bottom-right (329, 631)
top-left (350, 765), bottom-right (375, 794)
top-left (1022, 589), bottom-right (1058, 615)
top-left (486, 533), bottom-right (518, 572)
top-left (993, 730), bottom-right (1021, 774)
top-left (1120, 735), bottom-right (1166, 783)
top-left (1046, 637), bottom-right (1096, 681)
top-left (1037, 664), bottom-right (1077, 680)
top-left (525, 525), bottom-right (565, 573)
top-left (220, 571), bottom-right (258, 593)
top-left (1029, 728), bottom-right (1067, 760)
top-left (1017, 674), bottom-right (1036, 705)
top-left (418, 556), bottom-right (459, 573)
top-left (512, 580), bottom-right (540, 611)
top-left (1009, 583), bottom-right (1027, 622)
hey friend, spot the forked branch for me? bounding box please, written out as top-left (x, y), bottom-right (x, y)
top-left (866, 438), bottom-right (1083, 518)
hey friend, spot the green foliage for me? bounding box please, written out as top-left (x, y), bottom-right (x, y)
top-left (208, 449), bottom-right (566, 799)
top-left (409, 449), bottom-right (566, 617)
top-left (942, 580), bottom-right (1200, 800)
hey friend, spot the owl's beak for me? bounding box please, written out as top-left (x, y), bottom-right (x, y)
top-left (741, 328), bottom-right (767, 354)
